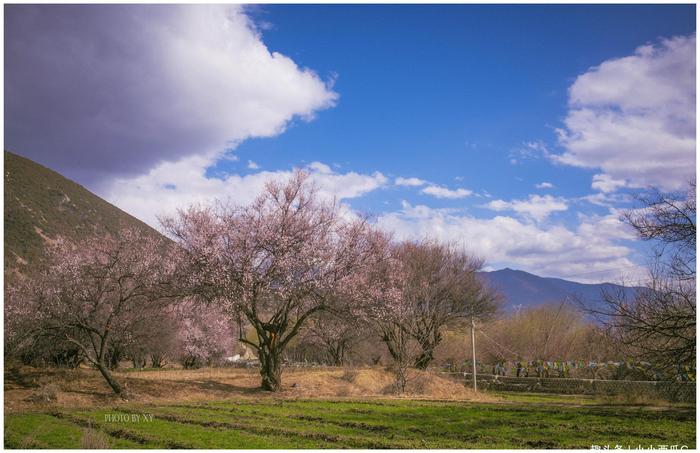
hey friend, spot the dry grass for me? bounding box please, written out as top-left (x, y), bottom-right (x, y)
top-left (79, 428), bottom-right (110, 449)
top-left (26, 382), bottom-right (59, 403)
top-left (17, 436), bottom-right (44, 449)
top-left (4, 365), bottom-right (494, 412)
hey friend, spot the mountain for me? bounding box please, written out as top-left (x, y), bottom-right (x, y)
top-left (478, 268), bottom-right (641, 312)
top-left (4, 150), bottom-right (158, 274)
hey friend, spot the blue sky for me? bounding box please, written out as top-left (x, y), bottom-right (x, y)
top-left (237, 4), bottom-right (693, 192)
top-left (5, 4), bottom-right (696, 282)
top-left (218, 4), bottom-right (695, 280)
top-left (231, 4), bottom-right (694, 198)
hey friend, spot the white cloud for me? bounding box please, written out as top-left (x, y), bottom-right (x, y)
top-left (555, 35), bottom-right (696, 192)
top-left (591, 173), bottom-right (626, 193)
top-left (535, 182), bottom-right (554, 189)
top-left (485, 194), bottom-right (568, 222)
top-left (421, 185), bottom-right (472, 199)
top-left (307, 162), bottom-right (333, 174)
top-left (395, 177), bottom-right (427, 187)
top-left (104, 157), bottom-right (388, 229)
top-left (377, 202), bottom-right (640, 283)
top-left (5, 5), bottom-right (337, 186)
top-left (311, 167), bottom-right (388, 200)
top-left (76, 5), bottom-right (359, 228)
top-left (221, 154), bottom-right (240, 162)
top-left (578, 191), bottom-right (630, 208)
top-left (509, 141), bottom-right (553, 165)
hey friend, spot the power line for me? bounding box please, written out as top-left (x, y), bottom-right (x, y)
top-left (477, 328), bottom-right (521, 359)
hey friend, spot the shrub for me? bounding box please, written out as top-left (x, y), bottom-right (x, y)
top-left (339, 369), bottom-right (358, 383)
top-left (381, 383), bottom-right (400, 395)
top-left (409, 374), bottom-right (429, 394)
top-left (27, 383), bottom-right (58, 403)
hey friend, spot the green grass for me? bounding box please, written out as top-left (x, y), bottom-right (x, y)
top-left (4, 395), bottom-right (695, 449)
top-left (490, 391), bottom-right (602, 405)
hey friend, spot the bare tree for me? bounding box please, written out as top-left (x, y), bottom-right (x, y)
top-left (396, 241), bottom-right (500, 369)
top-left (596, 268), bottom-right (695, 373)
top-left (480, 302), bottom-right (605, 363)
top-left (624, 182), bottom-right (695, 281)
top-left (162, 171), bottom-right (383, 391)
top-left (591, 182), bottom-right (695, 374)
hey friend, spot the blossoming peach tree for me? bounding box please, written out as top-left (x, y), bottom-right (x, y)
top-left (162, 171), bottom-right (385, 391)
top-left (175, 299), bottom-right (235, 368)
top-left (6, 227), bottom-right (177, 395)
top-left (298, 305), bottom-right (368, 366)
top-left (353, 239), bottom-right (499, 391)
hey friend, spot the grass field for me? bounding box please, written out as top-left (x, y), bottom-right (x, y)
top-left (4, 366), bottom-right (696, 449)
top-left (5, 395), bottom-right (695, 449)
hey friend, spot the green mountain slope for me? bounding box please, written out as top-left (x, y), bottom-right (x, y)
top-left (4, 150), bottom-right (158, 273)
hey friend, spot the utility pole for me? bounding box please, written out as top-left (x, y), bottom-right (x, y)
top-left (471, 316), bottom-right (477, 392)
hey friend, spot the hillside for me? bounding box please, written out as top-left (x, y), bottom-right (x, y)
top-left (4, 150), bottom-right (158, 273)
top-left (479, 268), bottom-right (641, 312)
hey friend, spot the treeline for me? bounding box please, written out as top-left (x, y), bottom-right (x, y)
top-left (5, 172), bottom-right (695, 394)
top-left (5, 171), bottom-right (498, 395)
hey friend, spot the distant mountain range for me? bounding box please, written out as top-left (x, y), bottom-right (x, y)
top-left (478, 268), bottom-right (641, 313)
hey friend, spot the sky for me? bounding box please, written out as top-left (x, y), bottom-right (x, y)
top-left (4, 4), bottom-right (696, 283)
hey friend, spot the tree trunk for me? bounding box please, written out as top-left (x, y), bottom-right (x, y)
top-left (329, 342), bottom-right (346, 366)
top-left (108, 346), bottom-right (123, 370)
top-left (132, 354), bottom-right (146, 369)
top-left (414, 329), bottom-right (441, 370)
top-left (96, 362), bottom-right (123, 395)
top-left (259, 348), bottom-right (282, 391)
top-left (150, 353), bottom-right (166, 368)
top-left (414, 347), bottom-right (434, 370)
top-left (394, 366), bottom-right (408, 393)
